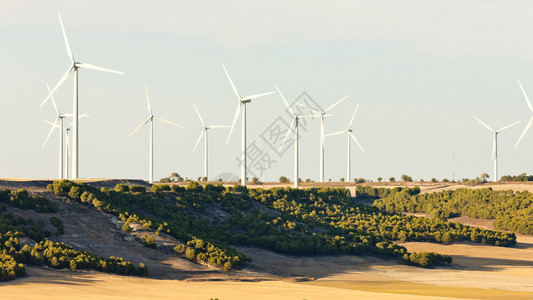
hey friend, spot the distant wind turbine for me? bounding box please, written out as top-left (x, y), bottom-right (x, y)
top-left (278, 87), bottom-right (319, 188)
top-left (223, 65), bottom-right (275, 187)
top-left (325, 105), bottom-right (364, 182)
top-left (44, 112), bottom-right (89, 179)
top-left (474, 116), bottom-right (519, 182)
top-left (42, 83), bottom-right (71, 179)
top-left (127, 85), bottom-right (183, 184)
top-left (297, 95), bottom-right (349, 182)
top-left (193, 104), bottom-right (230, 180)
top-left (515, 81), bottom-right (533, 148)
top-left (41, 14), bottom-right (123, 179)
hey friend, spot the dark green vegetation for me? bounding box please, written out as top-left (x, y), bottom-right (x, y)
top-left (46, 181), bottom-right (473, 271)
top-left (402, 251), bottom-right (452, 267)
top-left (49, 216), bottom-right (64, 236)
top-left (0, 188), bottom-right (56, 213)
top-left (0, 188), bottom-right (146, 281)
top-left (374, 186), bottom-right (532, 236)
top-left (500, 173), bottom-right (533, 182)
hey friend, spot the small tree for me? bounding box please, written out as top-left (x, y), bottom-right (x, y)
top-left (251, 177), bottom-right (261, 184)
top-left (305, 178), bottom-right (311, 183)
top-left (340, 178), bottom-right (345, 182)
top-left (279, 176), bottom-right (290, 183)
top-left (431, 178), bottom-right (437, 183)
top-left (480, 173), bottom-right (490, 181)
top-left (389, 177), bottom-right (396, 182)
top-left (377, 177), bottom-right (382, 182)
top-left (401, 174), bottom-right (413, 182)
top-left (442, 178), bottom-right (449, 183)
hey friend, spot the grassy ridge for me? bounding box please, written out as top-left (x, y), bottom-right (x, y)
top-left (373, 187), bottom-right (532, 236)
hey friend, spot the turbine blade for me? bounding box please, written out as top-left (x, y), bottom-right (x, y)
top-left (348, 104), bottom-right (359, 128)
top-left (515, 116), bottom-right (533, 148)
top-left (77, 63), bottom-right (124, 75)
top-left (43, 119), bottom-right (60, 128)
top-left (243, 91), bottom-right (275, 101)
top-left (127, 117), bottom-right (151, 138)
top-left (298, 114), bottom-right (320, 119)
top-left (518, 80), bottom-right (533, 114)
top-left (496, 121), bottom-right (520, 133)
top-left (349, 132), bottom-right (365, 152)
top-left (79, 111), bottom-right (90, 118)
top-left (226, 102), bottom-right (242, 144)
top-left (193, 129), bottom-right (206, 152)
top-left (58, 14), bottom-right (74, 63)
top-left (325, 130), bottom-right (347, 137)
top-left (276, 86), bottom-right (295, 116)
top-left (222, 65), bottom-right (241, 99)
top-left (473, 116), bottom-right (494, 132)
top-left (295, 102), bottom-right (322, 115)
top-left (193, 104), bottom-right (206, 127)
top-left (324, 95), bottom-right (349, 113)
top-left (42, 117), bottom-right (59, 148)
top-left (279, 118), bottom-right (297, 151)
top-left (154, 116), bottom-right (183, 128)
top-left (40, 66), bottom-right (73, 107)
top-left (46, 83), bottom-right (60, 115)
top-left (145, 85), bottom-right (152, 115)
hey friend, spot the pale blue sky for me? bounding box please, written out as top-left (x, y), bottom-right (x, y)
top-left (1, 1), bottom-right (533, 181)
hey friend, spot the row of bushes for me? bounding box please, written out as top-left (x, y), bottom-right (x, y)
top-left (0, 189), bottom-right (56, 213)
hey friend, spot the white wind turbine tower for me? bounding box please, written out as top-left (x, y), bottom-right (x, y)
top-left (127, 85), bottom-right (183, 184)
top-left (41, 14), bottom-right (123, 179)
top-left (193, 104), bottom-right (230, 180)
top-left (474, 116), bottom-right (519, 182)
top-left (278, 87), bottom-right (318, 188)
top-left (515, 81), bottom-right (533, 149)
top-left (325, 105), bottom-right (364, 182)
top-left (297, 95), bottom-right (349, 182)
top-left (44, 112), bottom-right (89, 179)
top-left (223, 65), bottom-right (275, 187)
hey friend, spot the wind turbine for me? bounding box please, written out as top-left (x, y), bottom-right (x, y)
top-left (474, 116), bottom-right (519, 182)
top-left (297, 95), bottom-right (349, 182)
top-left (278, 87), bottom-right (318, 188)
top-left (325, 105), bottom-right (364, 182)
top-left (223, 65), bottom-right (275, 187)
top-left (193, 104), bottom-right (230, 181)
top-left (42, 83), bottom-right (71, 179)
top-left (127, 85), bottom-right (183, 184)
top-left (41, 14), bottom-right (123, 179)
top-left (515, 81), bottom-right (533, 149)
top-left (44, 112), bottom-right (89, 179)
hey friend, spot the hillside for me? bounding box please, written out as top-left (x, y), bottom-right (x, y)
top-left (2, 180), bottom-right (533, 299)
